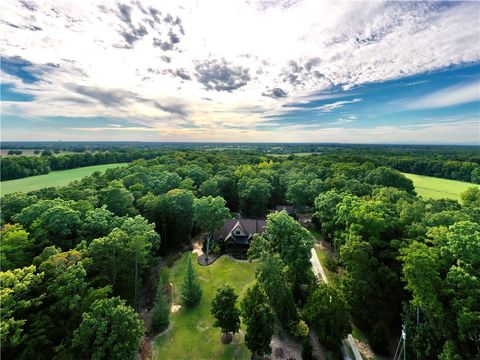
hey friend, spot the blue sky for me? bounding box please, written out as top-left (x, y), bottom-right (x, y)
top-left (1, 0), bottom-right (479, 144)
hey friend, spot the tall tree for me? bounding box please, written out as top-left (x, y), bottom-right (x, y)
top-left (0, 224), bottom-right (34, 270)
top-left (72, 297), bottom-right (143, 360)
top-left (256, 253), bottom-right (298, 327)
top-left (238, 177), bottom-right (273, 217)
top-left (99, 181), bottom-right (135, 216)
top-left (263, 211), bottom-right (314, 287)
top-left (193, 196), bottom-right (230, 259)
top-left (1, 266), bottom-right (44, 355)
top-left (151, 280), bottom-right (170, 333)
top-left (211, 285), bottom-right (241, 344)
top-left (180, 255), bottom-right (202, 307)
top-left (303, 283), bottom-right (351, 349)
top-left (241, 283), bottom-right (274, 358)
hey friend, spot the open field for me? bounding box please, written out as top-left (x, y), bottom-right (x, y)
top-left (402, 172), bottom-right (480, 201)
top-left (0, 163), bottom-right (128, 195)
top-left (153, 253), bottom-right (257, 360)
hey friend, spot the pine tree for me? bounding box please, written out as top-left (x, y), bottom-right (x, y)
top-left (180, 255), bottom-right (202, 307)
top-left (211, 284), bottom-right (241, 344)
top-left (151, 281), bottom-right (170, 332)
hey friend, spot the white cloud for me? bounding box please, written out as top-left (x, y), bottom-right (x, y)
top-left (405, 81), bottom-right (480, 110)
top-left (316, 98), bottom-right (362, 112)
top-left (0, 0), bottom-right (479, 141)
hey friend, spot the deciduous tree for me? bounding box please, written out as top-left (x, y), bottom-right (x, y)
top-left (241, 283), bottom-right (274, 357)
top-left (211, 285), bottom-right (241, 343)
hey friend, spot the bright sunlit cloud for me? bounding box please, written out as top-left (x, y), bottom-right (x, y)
top-left (1, 0), bottom-right (479, 143)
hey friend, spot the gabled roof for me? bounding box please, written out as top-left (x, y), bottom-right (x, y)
top-left (213, 218), bottom-right (266, 245)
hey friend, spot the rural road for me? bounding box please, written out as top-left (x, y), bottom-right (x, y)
top-left (310, 247), bottom-right (363, 360)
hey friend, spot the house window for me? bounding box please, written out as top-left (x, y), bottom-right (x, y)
top-left (235, 230), bottom-right (241, 235)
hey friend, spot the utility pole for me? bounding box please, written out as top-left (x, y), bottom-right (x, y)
top-left (394, 324), bottom-right (407, 360)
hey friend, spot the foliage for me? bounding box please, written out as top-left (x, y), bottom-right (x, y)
top-left (256, 253), bottom-right (298, 326)
top-left (72, 297), bottom-right (143, 360)
top-left (87, 218), bottom-right (158, 304)
top-left (240, 283), bottom-right (275, 357)
top-left (180, 255), bottom-right (202, 307)
top-left (2, 145), bottom-right (479, 358)
top-left (151, 274), bottom-right (170, 333)
top-left (289, 319), bottom-right (309, 339)
top-left (193, 195), bottom-right (230, 234)
top-left (0, 224), bottom-right (34, 270)
top-left (238, 177), bottom-right (273, 217)
top-left (263, 211), bottom-right (314, 286)
top-left (0, 266), bottom-right (44, 351)
top-left (99, 181), bottom-right (134, 216)
top-left (303, 283), bottom-right (351, 349)
top-left (211, 285), bottom-right (241, 338)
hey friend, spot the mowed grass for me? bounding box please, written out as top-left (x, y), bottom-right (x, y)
top-left (402, 172), bottom-right (480, 201)
top-left (154, 253), bottom-right (258, 360)
top-left (0, 163), bottom-right (128, 195)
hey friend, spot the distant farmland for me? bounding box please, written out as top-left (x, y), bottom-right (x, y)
top-left (1, 163), bottom-right (128, 195)
top-left (403, 172), bottom-right (480, 201)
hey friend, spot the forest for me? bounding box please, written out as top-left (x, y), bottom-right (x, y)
top-left (1, 146), bottom-right (479, 359)
top-left (2, 143), bottom-right (479, 183)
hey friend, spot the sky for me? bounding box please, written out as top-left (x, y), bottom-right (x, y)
top-left (1, 0), bottom-right (479, 144)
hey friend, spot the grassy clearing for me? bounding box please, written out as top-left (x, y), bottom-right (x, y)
top-left (153, 253), bottom-right (258, 360)
top-left (0, 163), bottom-right (128, 195)
top-left (402, 172), bottom-right (479, 201)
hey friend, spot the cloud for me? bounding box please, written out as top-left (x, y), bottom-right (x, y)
top-left (316, 98), bottom-right (362, 112)
top-left (66, 84), bottom-right (137, 107)
top-left (405, 81), bottom-right (480, 110)
top-left (0, 0), bottom-right (479, 142)
top-left (262, 87), bottom-right (287, 99)
top-left (152, 101), bottom-right (188, 117)
top-left (195, 58), bottom-right (250, 92)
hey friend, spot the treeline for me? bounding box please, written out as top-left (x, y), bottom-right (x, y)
top-left (2, 143), bottom-right (479, 183)
top-left (1, 149), bottom-right (167, 181)
top-left (1, 149), bottom-right (478, 359)
top-left (312, 186), bottom-right (480, 358)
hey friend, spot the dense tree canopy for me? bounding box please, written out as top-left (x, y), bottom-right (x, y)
top-left (1, 145), bottom-right (478, 358)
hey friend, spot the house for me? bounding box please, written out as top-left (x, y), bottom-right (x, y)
top-left (275, 205), bottom-right (295, 217)
top-left (213, 218), bottom-right (266, 257)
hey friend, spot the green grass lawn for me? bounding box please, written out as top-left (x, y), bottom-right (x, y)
top-left (0, 163), bottom-right (128, 195)
top-left (402, 172), bottom-right (479, 201)
top-left (153, 253), bottom-right (258, 360)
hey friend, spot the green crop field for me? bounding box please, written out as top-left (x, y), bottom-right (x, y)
top-left (403, 172), bottom-right (480, 201)
top-left (154, 253), bottom-right (257, 360)
top-left (0, 163), bottom-right (128, 195)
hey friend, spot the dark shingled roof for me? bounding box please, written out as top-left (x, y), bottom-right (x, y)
top-left (213, 218), bottom-right (266, 245)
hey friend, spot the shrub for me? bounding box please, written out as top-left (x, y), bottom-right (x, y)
top-left (325, 255), bottom-right (338, 273)
top-left (289, 320), bottom-right (309, 339)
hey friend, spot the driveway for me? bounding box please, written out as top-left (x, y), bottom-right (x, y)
top-left (310, 246), bottom-right (363, 360)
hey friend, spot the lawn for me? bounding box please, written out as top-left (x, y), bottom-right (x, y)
top-left (0, 163), bottom-right (128, 195)
top-left (153, 253), bottom-right (258, 360)
top-left (402, 172), bottom-right (479, 201)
